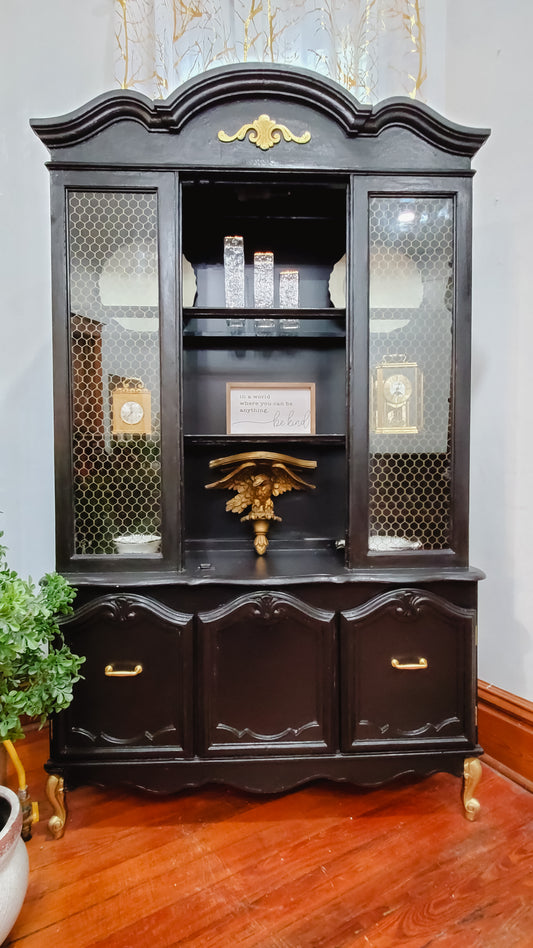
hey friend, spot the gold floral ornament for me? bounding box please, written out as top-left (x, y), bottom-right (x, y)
top-left (218, 114), bottom-right (311, 151)
top-left (205, 451), bottom-right (317, 554)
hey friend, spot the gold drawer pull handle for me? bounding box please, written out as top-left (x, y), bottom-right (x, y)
top-left (391, 657), bottom-right (428, 671)
top-left (104, 663), bottom-right (143, 678)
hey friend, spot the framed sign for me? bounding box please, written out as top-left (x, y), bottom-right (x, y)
top-left (226, 382), bottom-right (316, 435)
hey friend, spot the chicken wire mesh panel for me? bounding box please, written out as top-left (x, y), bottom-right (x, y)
top-left (368, 196), bottom-right (454, 551)
top-left (68, 191), bottom-right (162, 556)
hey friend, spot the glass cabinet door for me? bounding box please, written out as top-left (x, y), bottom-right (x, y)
top-left (367, 194), bottom-right (456, 556)
top-left (67, 189), bottom-right (162, 557)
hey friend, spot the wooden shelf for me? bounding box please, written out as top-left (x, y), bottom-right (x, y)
top-left (184, 434), bottom-right (346, 446)
top-left (183, 308), bottom-right (345, 320)
top-left (183, 334), bottom-right (345, 349)
top-left (183, 308), bottom-right (346, 346)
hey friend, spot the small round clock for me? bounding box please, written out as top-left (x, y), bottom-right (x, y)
top-left (383, 373), bottom-right (412, 405)
top-left (120, 400), bottom-right (145, 425)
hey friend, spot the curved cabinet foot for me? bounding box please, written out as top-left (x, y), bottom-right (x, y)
top-left (46, 774), bottom-right (67, 839)
top-left (462, 757), bottom-right (482, 821)
top-left (18, 786), bottom-right (36, 842)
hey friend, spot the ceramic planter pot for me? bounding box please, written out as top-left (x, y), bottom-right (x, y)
top-left (0, 786), bottom-right (29, 944)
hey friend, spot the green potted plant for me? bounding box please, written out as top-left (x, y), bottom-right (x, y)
top-left (0, 533), bottom-right (84, 940)
top-left (0, 533), bottom-right (84, 747)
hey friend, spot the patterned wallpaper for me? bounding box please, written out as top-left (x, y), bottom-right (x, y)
top-left (115, 0), bottom-right (426, 102)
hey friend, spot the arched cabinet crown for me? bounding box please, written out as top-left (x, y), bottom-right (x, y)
top-left (31, 62), bottom-right (489, 168)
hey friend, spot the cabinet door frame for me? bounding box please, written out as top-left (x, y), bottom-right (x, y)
top-left (347, 174), bottom-right (473, 568)
top-left (340, 587), bottom-right (477, 752)
top-left (50, 169), bottom-right (181, 576)
top-left (197, 589), bottom-right (337, 757)
top-left (51, 593), bottom-right (194, 758)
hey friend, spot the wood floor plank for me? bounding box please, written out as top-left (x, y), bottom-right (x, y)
top-left (15, 791), bottom-right (365, 945)
top-left (5, 730), bottom-right (533, 948)
top-left (270, 818), bottom-right (533, 947)
top-left (77, 784), bottom-right (493, 947)
top-left (181, 809), bottom-right (470, 946)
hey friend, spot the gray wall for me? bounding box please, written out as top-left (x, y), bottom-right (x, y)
top-left (0, 0), bottom-right (115, 574)
top-left (444, 0), bottom-right (533, 698)
top-left (1, 0), bottom-right (530, 697)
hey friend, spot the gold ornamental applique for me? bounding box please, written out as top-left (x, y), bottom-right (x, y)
top-left (218, 114), bottom-right (311, 151)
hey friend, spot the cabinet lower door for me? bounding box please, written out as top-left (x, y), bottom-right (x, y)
top-left (340, 588), bottom-right (477, 751)
top-left (56, 594), bottom-right (193, 756)
top-left (198, 591), bottom-right (336, 756)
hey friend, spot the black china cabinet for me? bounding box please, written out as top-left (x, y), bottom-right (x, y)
top-left (31, 64), bottom-right (490, 836)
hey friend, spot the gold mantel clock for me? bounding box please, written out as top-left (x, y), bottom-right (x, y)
top-left (372, 358), bottom-right (423, 434)
top-left (112, 378), bottom-right (151, 436)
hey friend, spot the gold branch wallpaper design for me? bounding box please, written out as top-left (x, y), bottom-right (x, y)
top-left (114, 0), bottom-right (426, 102)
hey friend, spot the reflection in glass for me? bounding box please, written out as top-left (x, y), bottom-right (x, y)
top-left (68, 191), bottom-right (162, 555)
top-left (368, 196), bottom-right (454, 551)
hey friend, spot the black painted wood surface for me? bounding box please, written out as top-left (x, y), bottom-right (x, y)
top-left (32, 63), bottom-right (489, 806)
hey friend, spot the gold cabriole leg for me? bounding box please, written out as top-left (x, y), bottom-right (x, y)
top-left (462, 757), bottom-right (482, 821)
top-left (46, 774), bottom-right (67, 839)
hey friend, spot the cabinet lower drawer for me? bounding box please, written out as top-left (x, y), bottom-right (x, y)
top-left (56, 594), bottom-right (193, 754)
top-left (340, 588), bottom-right (477, 750)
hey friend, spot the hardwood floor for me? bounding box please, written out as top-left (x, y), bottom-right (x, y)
top-left (4, 729), bottom-right (533, 948)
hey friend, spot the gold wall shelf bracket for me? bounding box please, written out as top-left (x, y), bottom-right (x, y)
top-left (218, 114), bottom-right (311, 151)
top-left (206, 450), bottom-right (317, 554)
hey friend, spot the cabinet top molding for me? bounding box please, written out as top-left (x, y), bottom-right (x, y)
top-left (31, 62), bottom-right (490, 158)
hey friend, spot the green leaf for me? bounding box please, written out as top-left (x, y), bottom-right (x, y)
top-left (0, 532), bottom-right (83, 743)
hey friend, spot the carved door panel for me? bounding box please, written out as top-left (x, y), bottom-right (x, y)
top-left (197, 591), bottom-right (336, 756)
top-left (340, 589), bottom-right (477, 751)
top-left (57, 594), bottom-right (193, 755)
